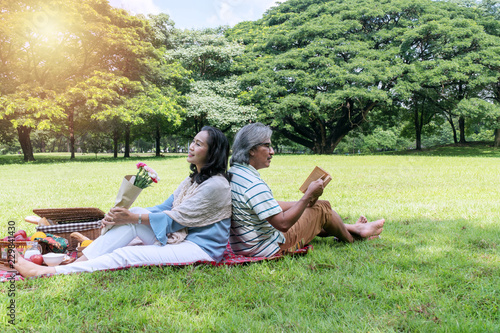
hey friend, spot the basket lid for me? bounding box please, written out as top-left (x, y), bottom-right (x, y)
top-left (33, 207), bottom-right (105, 224)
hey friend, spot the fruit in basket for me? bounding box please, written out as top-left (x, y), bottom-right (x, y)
top-left (14, 235), bottom-right (25, 241)
top-left (30, 231), bottom-right (47, 241)
top-left (81, 239), bottom-right (93, 247)
top-left (30, 254), bottom-right (44, 265)
top-left (14, 230), bottom-right (27, 238)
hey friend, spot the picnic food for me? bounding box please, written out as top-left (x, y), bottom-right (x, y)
top-left (14, 230), bottom-right (27, 238)
top-left (38, 217), bottom-right (51, 226)
top-left (70, 232), bottom-right (90, 242)
top-left (30, 231), bottom-right (47, 241)
top-left (24, 215), bottom-right (41, 224)
top-left (29, 254), bottom-right (44, 265)
top-left (81, 240), bottom-right (93, 247)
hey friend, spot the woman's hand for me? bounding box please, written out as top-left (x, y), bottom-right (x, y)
top-left (101, 207), bottom-right (136, 228)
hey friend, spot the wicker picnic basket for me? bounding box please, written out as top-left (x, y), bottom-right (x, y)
top-left (34, 207), bottom-right (104, 251)
top-left (0, 241), bottom-right (30, 264)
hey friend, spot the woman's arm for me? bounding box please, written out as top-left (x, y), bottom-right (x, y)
top-left (102, 194), bottom-right (184, 245)
top-left (146, 194), bottom-right (174, 213)
top-left (103, 207), bottom-right (151, 227)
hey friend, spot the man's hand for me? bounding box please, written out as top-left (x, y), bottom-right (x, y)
top-left (305, 179), bottom-right (324, 203)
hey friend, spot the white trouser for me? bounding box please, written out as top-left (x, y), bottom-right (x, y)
top-left (55, 209), bottom-right (213, 274)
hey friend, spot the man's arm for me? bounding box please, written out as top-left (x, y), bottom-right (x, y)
top-left (277, 201), bottom-right (296, 211)
top-left (267, 179), bottom-right (324, 232)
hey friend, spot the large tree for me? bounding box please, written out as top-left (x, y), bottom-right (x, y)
top-left (0, 0), bottom-right (162, 160)
top-left (167, 28), bottom-right (257, 136)
top-left (476, 0), bottom-right (500, 147)
top-left (228, 0), bottom-right (410, 153)
top-left (227, 0), bottom-right (500, 153)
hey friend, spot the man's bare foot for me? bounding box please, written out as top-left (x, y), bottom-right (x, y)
top-left (356, 216), bottom-right (368, 224)
top-left (9, 249), bottom-right (56, 278)
top-left (352, 219), bottom-right (385, 239)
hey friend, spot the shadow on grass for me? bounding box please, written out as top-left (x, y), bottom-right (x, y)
top-left (380, 141), bottom-right (500, 157)
top-left (0, 153), bottom-right (187, 165)
top-left (311, 217), bottom-right (498, 270)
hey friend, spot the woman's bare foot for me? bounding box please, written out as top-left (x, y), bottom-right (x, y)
top-left (9, 249), bottom-right (56, 278)
top-left (75, 254), bottom-right (88, 263)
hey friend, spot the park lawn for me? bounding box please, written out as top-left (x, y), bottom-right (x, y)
top-left (0, 151), bottom-right (499, 332)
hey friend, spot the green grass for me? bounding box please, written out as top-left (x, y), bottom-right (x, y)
top-left (0, 150), bottom-right (499, 332)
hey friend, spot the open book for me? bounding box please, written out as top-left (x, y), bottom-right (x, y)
top-left (299, 166), bottom-right (332, 193)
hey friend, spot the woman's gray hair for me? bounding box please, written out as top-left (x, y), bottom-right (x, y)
top-left (230, 122), bottom-right (272, 166)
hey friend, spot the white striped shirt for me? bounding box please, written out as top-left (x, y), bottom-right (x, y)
top-left (229, 163), bottom-right (285, 257)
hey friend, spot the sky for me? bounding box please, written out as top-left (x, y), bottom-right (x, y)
top-left (108, 0), bottom-right (283, 30)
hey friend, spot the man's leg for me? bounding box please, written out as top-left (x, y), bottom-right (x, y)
top-left (323, 207), bottom-right (384, 242)
top-left (281, 201), bottom-right (384, 250)
top-left (280, 201), bottom-right (335, 251)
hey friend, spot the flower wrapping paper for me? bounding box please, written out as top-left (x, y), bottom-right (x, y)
top-left (101, 175), bottom-right (142, 235)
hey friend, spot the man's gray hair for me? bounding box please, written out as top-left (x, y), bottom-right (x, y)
top-left (230, 122), bottom-right (272, 166)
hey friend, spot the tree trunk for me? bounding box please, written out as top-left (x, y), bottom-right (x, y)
top-left (415, 128), bottom-right (422, 150)
top-left (124, 126), bottom-right (130, 158)
top-left (113, 129), bottom-right (119, 158)
top-left (69, 111), bottom-right (76, 159)
top-left (448, 118), bottom-right (458, 144)
top-left (458, 116), bottom-right (466, 144)
top-left (414, 106), bottom-right (422, 150)
top-left (17, 126), bottom-right (35, 162)
top-left (494, 128), bottom-right (500, 147)
top-left (155, 125), bottom-right (161, 157)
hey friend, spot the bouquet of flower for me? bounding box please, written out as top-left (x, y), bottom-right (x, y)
top-left (133, 162), bottom-right (159, 188)
top-left (102, 162), bottom-right (159, 235)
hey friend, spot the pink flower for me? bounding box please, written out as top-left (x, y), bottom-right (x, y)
top-left (132, 163), bottom-right (159, 189)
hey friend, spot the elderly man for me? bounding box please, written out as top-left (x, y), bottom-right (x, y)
top-left (229, 122), bottom-right (385, 257)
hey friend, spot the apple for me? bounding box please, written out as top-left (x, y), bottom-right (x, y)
top-left (2, 236), bottom-right (9, 241)
top-left (30, 254), bottom-right (43, 265)
top-left (14, 230), bottom-right (27, 239)
top-left (14, 235), bottom-right (25, 241)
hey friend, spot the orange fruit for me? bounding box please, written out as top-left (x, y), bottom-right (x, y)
top-left (30, 231), bottom-right (47, 241)
top-left (81, 240), bottom-right (93, 247)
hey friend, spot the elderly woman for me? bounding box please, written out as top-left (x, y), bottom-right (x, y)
top-left (13, 126), bottom-right (232, 277)
top-left (229, 122), bottom-right (385, 257)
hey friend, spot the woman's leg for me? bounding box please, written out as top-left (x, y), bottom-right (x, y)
top-left (82, 224), bottom-right (140, 259)
top-left (55, 241), bottom-right (213, 275)
top-left (83, 208), bottom-right (158, 260)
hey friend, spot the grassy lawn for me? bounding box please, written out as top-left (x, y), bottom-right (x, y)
top-left (0, 149), bottom-right (499, 332)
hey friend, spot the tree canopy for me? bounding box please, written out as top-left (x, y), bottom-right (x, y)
top-left (227, 0), bottom-right (500, 153)
top-left (0, 0), bottom-right (186, 160)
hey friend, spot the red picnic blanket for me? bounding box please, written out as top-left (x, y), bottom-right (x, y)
top-left (0, 243), bottom-right (312, 282)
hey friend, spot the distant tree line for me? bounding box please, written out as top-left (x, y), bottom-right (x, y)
top-left (1, 0), bottom-right (499, 161)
